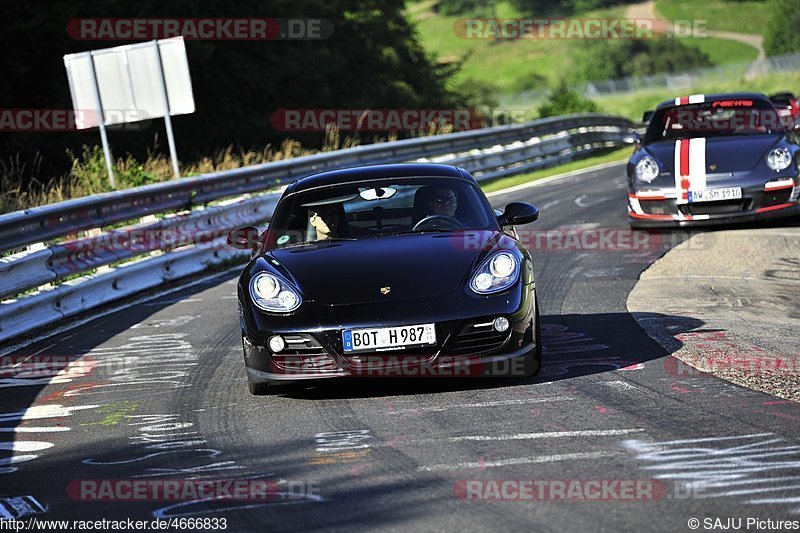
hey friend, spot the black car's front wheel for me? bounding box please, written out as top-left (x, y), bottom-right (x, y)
top-left (248, 380), bottom-right (273, 395)
top-left (522, 294), bottom-right (543, 378)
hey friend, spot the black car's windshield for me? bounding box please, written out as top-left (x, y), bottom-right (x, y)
top-left (267, 176), bottom-right (498, 248)
top-left (644, 98), bottom-right (785, 143)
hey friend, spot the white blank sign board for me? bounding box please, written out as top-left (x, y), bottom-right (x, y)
top-left (64, 37), bottom-right (194, 129)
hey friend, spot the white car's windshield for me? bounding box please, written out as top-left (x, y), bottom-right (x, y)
top-left (644, 98), bottom-right (786, 143)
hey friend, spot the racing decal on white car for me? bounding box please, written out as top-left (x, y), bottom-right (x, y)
top-left (674, 137), bottom-right (707, 205)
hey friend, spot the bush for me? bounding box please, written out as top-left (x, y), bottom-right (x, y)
top-left (68, 146), bottom-right (115, 195)
top-left (436, 0), bottom-right (485, 15)
top-left (574, 38), bottom-right (714, 82)
top-left (764, 0), bottom-right (800, 56)
top-left (509, 0), bottom-right (628, 16)
top-left (537, 80), bottom-right (600, 117)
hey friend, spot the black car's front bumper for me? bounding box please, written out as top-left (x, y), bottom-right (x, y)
top-left (239, 283), bottom-right (539, 382)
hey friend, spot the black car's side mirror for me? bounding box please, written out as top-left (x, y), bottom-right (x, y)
top-left (498, 202), bottom-right (539, 226)
top-left (227, 226), bottom-right (261, 250)
top-left (623, 131), bottom-right (642, 146)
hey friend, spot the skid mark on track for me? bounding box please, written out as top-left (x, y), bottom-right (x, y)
top-left (624, 433), bottom-right (800, 512)
top-left (416, 429), bottom-right (644, 472)
top-left (311, 430), bottom-right (373, 464)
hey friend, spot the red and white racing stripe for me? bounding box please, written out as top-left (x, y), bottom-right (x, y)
top-left (674, 94), bottom-right (705, 106)
top-left (674, 138), bottom-right (707, 205)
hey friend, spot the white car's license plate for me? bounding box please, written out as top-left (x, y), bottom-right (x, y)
top-left (342, 323), bottom-right (436, 352)
top-left (690, 187), bottom-right (742, 203)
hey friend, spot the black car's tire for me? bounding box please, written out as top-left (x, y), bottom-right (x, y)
top-left (248, 380), bottom-right (272, 395)
top-left (522, 294), bottom-right (543, 378)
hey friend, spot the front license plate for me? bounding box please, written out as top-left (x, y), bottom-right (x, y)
top-left (342, 323), bottom-right (436, 352)
top-left (689, 187), bottom-right (742, 203)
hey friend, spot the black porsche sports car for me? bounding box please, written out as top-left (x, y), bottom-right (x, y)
top-left (628, 92), bottom-right (800, 228)
top-left (228, 164), bottom-right (542, 394)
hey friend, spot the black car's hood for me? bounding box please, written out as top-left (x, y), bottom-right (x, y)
top-left (645, 134), bottom-right (783, 174)
top-left (266, 230), bottom-right (497, 305)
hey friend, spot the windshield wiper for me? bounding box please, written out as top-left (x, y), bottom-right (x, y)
top-left (376, 228), bottom-right (465, 238)
top-left (281, 237), bottom-right (357, 248)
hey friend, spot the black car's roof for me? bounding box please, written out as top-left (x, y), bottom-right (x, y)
top-left (655, 92), bottom-right (770, 110)
top-left (286, 163), bottom-right (471, 194)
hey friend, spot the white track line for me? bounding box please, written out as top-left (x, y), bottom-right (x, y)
top-left (389, 396), bottom-right (575, 414)
top-left (378, 428), bottom-right (646, 447)
top-left (485, 160), bottom-right (626, 198)
top-left (418, 451), bottom-right (619, 472)
top-left (447, 428), bottom-right (645, 442)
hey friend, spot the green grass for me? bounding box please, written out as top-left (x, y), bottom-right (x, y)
top-left (480, 146), bottom-right (631, 193)
top-left (684, 37), bottom-right (758, 65)
top-left (408, 2), bottom-right (626, 93)
top-left (595, 71), bottom-right (800, 121)
top-left (409, 1), bottom-right (761, 95)
top-left (655, 0), bottom-right (771, 35)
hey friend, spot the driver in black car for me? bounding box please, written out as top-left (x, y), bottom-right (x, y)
top-left (426, 186), bottom-right (458, 218)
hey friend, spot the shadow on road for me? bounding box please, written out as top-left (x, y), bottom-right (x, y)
top-left (276, 311), bottom-right (705, 400)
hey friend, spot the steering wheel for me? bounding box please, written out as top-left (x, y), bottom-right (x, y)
top-left (412, 215), bottom-right (465, 231)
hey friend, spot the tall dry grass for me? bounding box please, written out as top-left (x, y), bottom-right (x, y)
top-left (0, 124), bottom-right (454, 214)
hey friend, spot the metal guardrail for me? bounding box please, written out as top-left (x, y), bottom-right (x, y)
top-left (0, 114), bottom-right (634, 345)
top-left (0, 114), bottom-right (630, 254)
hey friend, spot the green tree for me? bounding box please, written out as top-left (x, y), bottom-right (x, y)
top-left (0, 0), bottom-right (463, 188)
top-left (573, 38), bottom-right (714, 82)
top-left (764, 0), bottom-right (800, 55)
top-left (508, 0), bottom-right (627, 16)
top-left (436, 0), bottom-right (487, 15)
top-left (537, 79), bottom-right (599, 117)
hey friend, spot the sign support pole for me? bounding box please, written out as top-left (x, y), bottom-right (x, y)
top-left (154, 41), bottom-right (180, 179)
top-left (88, 51), bottom-right (116, 188)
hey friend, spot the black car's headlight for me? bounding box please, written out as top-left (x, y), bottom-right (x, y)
top-left (634, 156), bottom-right (659, 183)
top-left (767, 147), bottom-right (792, 171)
top-left (250, 272), bottom-right (302, 313)
top-left (469, 252), bottom-right (520, 295)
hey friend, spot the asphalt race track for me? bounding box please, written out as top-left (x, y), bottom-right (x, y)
top-left (4, 162), bottom-right (800, 531)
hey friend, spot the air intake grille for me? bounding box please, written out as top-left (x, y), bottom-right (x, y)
top-left (446, 320), bottom-right (510, 356)
top-left (272, 335), bottom-right (337, 371)
top-left (682, 200), bottom-right (749, 216)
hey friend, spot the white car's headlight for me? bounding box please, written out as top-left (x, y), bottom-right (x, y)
top-left (250, 272), bottom-right (302, 313)
top-left (634, 156), bottom-right (660, 183)
top-left (767, 147), bottom-right (792, 171)
top-left (470, 252), bottom-right (520, 295)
